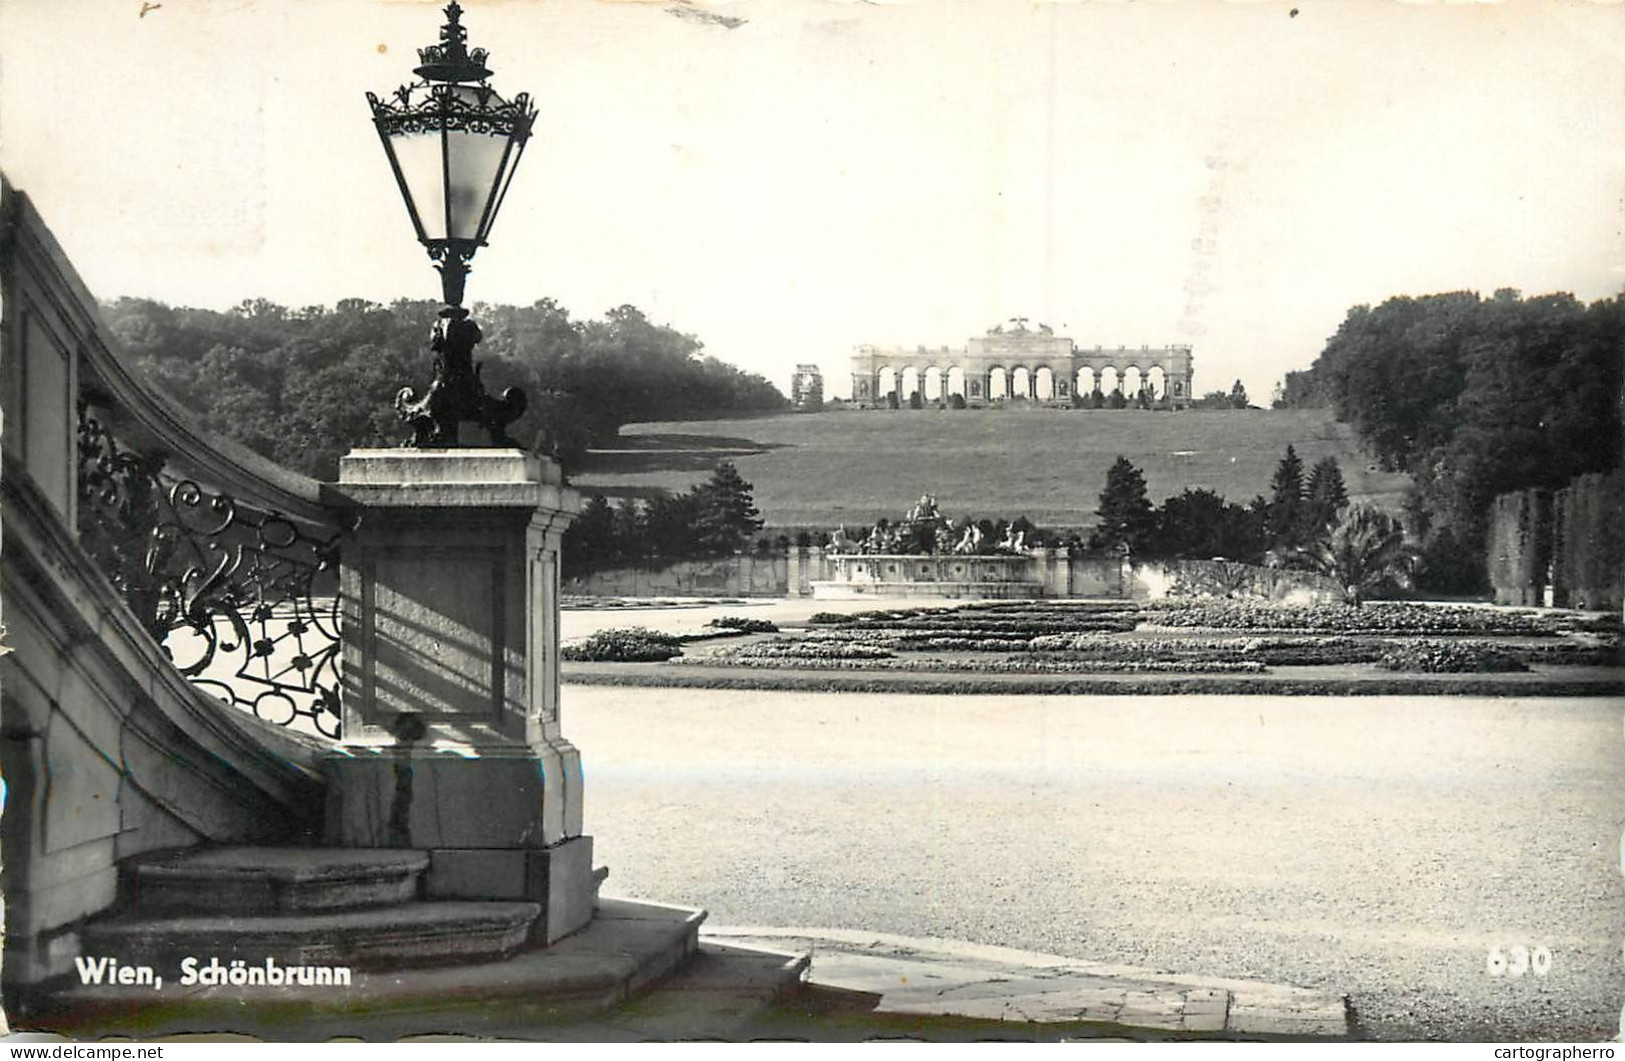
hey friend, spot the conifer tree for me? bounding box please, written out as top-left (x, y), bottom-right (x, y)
top-left (1268, 445), bottom-right (1307, 550)
top-left (1089, 456), bottom-right (1156, 554)
top-left (1304, 456), bottom-right (1350, 534)
top-left (692, 460), bottom-right (764, 555)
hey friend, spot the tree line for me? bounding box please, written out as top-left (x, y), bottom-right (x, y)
top-left (1090, 446), bottom-right (1349, 564)
top-left (1273, 289), bottom-right (1622, 591)
top-left (1090, 448), bottom-right (1410, 603)
top-left (564, 461), bottom-right (765, 573)
top-left (104, 296), bottom-right (786, 481)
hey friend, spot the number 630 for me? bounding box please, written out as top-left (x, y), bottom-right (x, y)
top-left (1486, 945), bottom-right (1551, 977)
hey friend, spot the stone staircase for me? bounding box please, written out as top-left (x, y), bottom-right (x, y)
top-left (84, 848), bottom-right (539, 972)
top-left (44, 846), bottom-right (808, 1039)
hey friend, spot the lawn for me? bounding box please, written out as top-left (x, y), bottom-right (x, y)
top-left (571, 407), bottom-right (1411, 531)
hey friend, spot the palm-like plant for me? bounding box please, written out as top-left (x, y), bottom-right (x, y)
top-left (1295, 506), bottom-right (1417, 607)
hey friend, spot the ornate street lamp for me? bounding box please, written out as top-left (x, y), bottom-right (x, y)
top-left (367, 1), bottom-right (536, 447)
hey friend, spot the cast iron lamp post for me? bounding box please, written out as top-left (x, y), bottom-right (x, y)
top-left (367, 1), bottom-right (536, 447)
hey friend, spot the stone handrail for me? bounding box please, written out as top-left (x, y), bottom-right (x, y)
top-left (2, 177), bottom-right (349, 739)
top-left (3, 178), bottom-right (340, 523)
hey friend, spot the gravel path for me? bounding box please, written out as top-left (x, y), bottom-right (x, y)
top-left (566, 688), bottom-right (1625, 1042)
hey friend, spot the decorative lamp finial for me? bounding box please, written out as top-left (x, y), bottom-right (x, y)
top-left (414, 0), bottom-right (492, 82)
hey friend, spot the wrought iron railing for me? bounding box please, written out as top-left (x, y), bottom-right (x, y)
top-left (76, 404), bottom-right (344, 738)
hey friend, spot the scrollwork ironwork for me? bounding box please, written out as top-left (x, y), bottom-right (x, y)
top-left (76, 404), bottom-right (344, 738)
top-left (366, 84), bottom-right (535, 141)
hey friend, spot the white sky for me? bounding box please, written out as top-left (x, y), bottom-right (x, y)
top-left (2, 0), bottom-right (1621, 402)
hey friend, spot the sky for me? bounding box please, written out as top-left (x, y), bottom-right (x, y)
top-left (2, 0), bottom-right (1621, 403)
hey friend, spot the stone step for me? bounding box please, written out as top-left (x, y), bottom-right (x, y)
top-left (81, 900), bottom-right (539, 974)
top-left (577, 939), bottom-right (810, 1040)
top-left (127, 847), bottom-right (430, 915)
top-left (47, 898), bottom-right (710, 1039)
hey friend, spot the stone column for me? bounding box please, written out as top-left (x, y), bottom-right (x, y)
top-left (323, 448), bottom-right (593, 944)
top-left (786, 546), bottom-right (804, 597)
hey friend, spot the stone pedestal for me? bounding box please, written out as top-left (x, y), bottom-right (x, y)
top-left (323, 449), bottom-right (592, 943)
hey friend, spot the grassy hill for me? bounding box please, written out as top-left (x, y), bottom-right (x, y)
top-left (572, 407), bottom-right (1412, 533)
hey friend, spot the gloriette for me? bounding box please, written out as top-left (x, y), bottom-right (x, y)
top-left (851, 319), bottom-right (1193, 408)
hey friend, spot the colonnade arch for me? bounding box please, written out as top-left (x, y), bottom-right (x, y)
top-left (850, 333), bottom-right (1195, 409)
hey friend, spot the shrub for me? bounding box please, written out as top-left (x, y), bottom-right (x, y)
top-left (1376, 642), bottom-right (1530, 673)
top-left (705, 616), bottom-right (780, 634)
top-left (563, 627), bottom-right (683, 662)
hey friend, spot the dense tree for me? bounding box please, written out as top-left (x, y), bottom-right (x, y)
top-left (562, 494), bottom-right (617, 573)
top-left (1281, 289), bottom-right (1623, 591)
top-left (562, 460), bottom-right (767, 576)
top-left (610, 498), bottom-right (647, 564)
top-left (1275, 368), bottom-right (1325, 409)
top-left (1228, 380), bottom-right (1250, 409)
top-left (1150, 488), bottom-right (1267, 562)
top-left (1089, 457), bottom-right (1156, 554)
top-left (103, 296), bottom-right (787, 481)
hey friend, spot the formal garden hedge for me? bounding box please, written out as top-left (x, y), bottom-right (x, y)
top-left (563, 600), bottom-right (1621, 682)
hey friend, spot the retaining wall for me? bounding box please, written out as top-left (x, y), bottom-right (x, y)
top-left (565, 549), bottom-right (1338, 604)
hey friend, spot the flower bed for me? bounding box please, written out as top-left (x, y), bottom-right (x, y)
top-left (1376, 641), bottom-right (1530, 673)
top-left (1140, 600), bottom-right (1563, 636)
top-left (674, 654), bottom-right (1266, 674)
top-left (563, 627), bottom-right (684, 662)
top-left (1507, 638), bottom-right (1622, 667)
top-left (708, 639), bottom-right (895, 661)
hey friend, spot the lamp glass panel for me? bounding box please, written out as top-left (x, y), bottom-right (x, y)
top-left (445, 129), bottom-right (511, 241)
top-left (442, 84), bottom-right (517, 242)
top-left (390, 130), bottom-right (449, 242)
top-left (484, 140), bottom-right (526, 238)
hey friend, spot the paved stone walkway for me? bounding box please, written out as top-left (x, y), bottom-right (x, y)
top-left (708, 927), bottom-right (1352, 1039)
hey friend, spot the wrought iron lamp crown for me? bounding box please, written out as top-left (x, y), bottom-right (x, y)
top-left (414, 2), bottom-right (492, 83)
